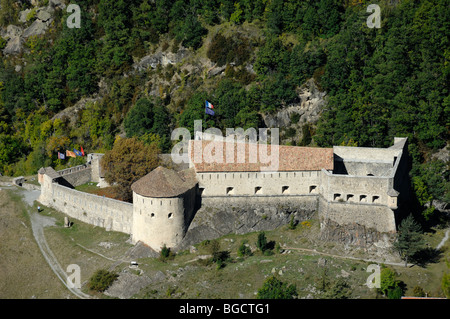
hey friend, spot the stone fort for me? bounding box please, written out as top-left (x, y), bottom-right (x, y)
top-left (38, 137), bottom-right (410, 252)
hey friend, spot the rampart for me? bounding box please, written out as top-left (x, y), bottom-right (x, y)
top-left (197, 170), bottom-right (321, 197)
top-left (38, 162), bottom-right (133, 234)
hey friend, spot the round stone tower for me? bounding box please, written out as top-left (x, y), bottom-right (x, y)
top-left (131, 166), bottom-right (198, 251)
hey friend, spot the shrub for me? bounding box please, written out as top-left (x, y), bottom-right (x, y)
top-left (288, 215), bottom-right (296, 230)
top-left (237, 240), bottom-right (252, 257)
top-left (256, 232), bottom-right (268, 252)
top-left (88, 269), bottom-right (118, 292)
top-left (160, 244), bottom-right (175, 262)
top-left (257, 276), bottom-right (297, 299)
top-left (412, 286), bottom-right (426, 297)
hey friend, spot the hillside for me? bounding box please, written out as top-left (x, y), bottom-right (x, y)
top-left (0, 0), bottom-right (448, 223)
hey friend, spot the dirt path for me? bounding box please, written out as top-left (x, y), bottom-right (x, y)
top-left (283, 246), bottom-right (412, 267)
top-left (19, 188), bottom-right (91, 299)
top-left (436, 229), bottom-right (450, 250)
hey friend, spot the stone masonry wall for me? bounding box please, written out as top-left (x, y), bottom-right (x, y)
top-left (179, 195), bottom-right (318, 249)
top-left (40, 182), bottom-right (133, 234)
top-left (197, 170), bottom-right (321, 197)
top-left (56, 164), bottom-right (91, 187)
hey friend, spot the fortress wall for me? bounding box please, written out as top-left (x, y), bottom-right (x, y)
top-left (44, 182), bottom-right (133, 234)
top-left (132, 192), bottom-right (188, 250)
top-left (320, 170), bottom-right (391, 205)
top-left (57, 165), bottom-right (92, 187)
top-left (318, 196), bottom-right (396, 234)
top-left (333, 146), bottom-right (400, 162)
top-left (201, 194), bottom-right (318, 211)
top-left (337, 160), bottom-right (394, 177)
top-left (197, 171), bottom-right (321, 197)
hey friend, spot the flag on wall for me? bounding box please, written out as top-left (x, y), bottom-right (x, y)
top-left (66, 150), bottom-right (76, 158)
top-left (74, 149), bottom-right (83, 156)
top-left (205, 100), bottom-right (215, 116)
top-left (58, 152), bottom-right (65, 160)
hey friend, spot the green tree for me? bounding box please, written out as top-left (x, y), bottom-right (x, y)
top-left (393, 215), bottom-right (426, 267)
top-left (257, 276), bottom-right (297, 299)
top-left (88, 269), bottom-right (118, 292)
top-left (237, 240), bottom-right (252, 257)
top-left (442, 272), bottom-right (450, 299)
top-left (256, 231), bottom-right (267, 253)
top-left (174, 14), bottom-right (207, 49)
top-left (379, 267), bottom-right (399, 297)
top-left (101, 137), bottom-right (161, 202)
top-left (124, 98), bottom-right (155, 137)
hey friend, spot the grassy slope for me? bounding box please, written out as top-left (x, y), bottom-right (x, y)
top-left (1, 185), bottom-right (448, 299)
top-left (0, 188), bottom-right (68, 298)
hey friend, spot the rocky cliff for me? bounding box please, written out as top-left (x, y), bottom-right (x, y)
top-left (1, 0), bottom-right (65, 55)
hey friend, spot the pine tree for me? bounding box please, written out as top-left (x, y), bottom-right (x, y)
top-left (393, 215), bottom-right (425, 267)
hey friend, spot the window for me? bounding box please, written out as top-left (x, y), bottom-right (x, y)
top-left (372, 195), bottom-right (380, 203)
top-left (309, 185), bottom-right (317, 194)
top-left (255, 186), bottom-right (262, 195)
top-left (151, 213), bottom-right (155, 218)
top-left (334, 193), bottom-right (341, 201)
top-left (360, 195), bottom-right (367, 202)
top-left (347, 194), bottom-right (354, 202)
top-left (282, 186), bottom-right (290, 194)
top-left (168, 213), bottom-right (173, 219)
top-left (226, 187), bottom-right (234, 195)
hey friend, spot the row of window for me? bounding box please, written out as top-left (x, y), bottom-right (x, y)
top-left (219, 185), bottom-right (318, 195)
top-left (333, 193), bottom-right (380, 203)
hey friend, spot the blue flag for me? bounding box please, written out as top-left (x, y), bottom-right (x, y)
top-left (74, 149), bottom-right (83, 156)
top-left (58, 152), bottom-right (65, 160)
top-left (205, 107), bottom-right (215, 116)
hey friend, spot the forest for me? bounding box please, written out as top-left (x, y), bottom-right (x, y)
top-left (0, 0), bottom-right (448, 222)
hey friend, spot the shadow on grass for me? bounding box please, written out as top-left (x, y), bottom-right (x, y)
top-left (412, 247), bottom-right (444, 267)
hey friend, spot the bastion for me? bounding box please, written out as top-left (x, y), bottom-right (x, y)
top-left (38, 137), bottom-right (409, 251)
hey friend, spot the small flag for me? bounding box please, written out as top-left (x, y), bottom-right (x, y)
top-left (66, 150), bottom-right (76, 158)
top-left (205, 107), bottom-right (215, 116)
top-left (58, 152), bottom-right (65, 160)
top-left (74, 149), bottom-right (83, 156)
top-left (205, 100), bottom-right (214, 109)
top-left (80, 146), bottom-right (85, 156)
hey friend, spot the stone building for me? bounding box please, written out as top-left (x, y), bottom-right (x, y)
top-left (131, 166), bottom-right (197, 250)
top-left (38, 137), bottom-right (409, 251)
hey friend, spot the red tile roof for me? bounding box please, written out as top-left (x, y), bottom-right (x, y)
top-left (188, 140), bottom-right (333, 172)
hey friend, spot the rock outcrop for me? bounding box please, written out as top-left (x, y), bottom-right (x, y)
top-left (1, 1), bottom-right (66, 55)
top-left (262, 78), bottom-right (327, 145)
top-left (178, 198), bottom-right (316, 250)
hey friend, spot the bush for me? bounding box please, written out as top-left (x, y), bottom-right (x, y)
top-left (237, 240), bottom-right (252, 257)
top-left (88, 269), bottom-right (118, 292)
top-left (412, 286), bottom-right (426, 297)
top-left (256, 232), bottom-right (268, 252)
top-left (257, 276), bottom-right (297, 299)
top-left (160, 244), bottom-right (175, 262)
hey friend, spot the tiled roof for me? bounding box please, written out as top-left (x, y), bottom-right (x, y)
top-left (131, 166), bottom-right (197, 198)
top-left (188, 140), bottom-right (333, 172)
